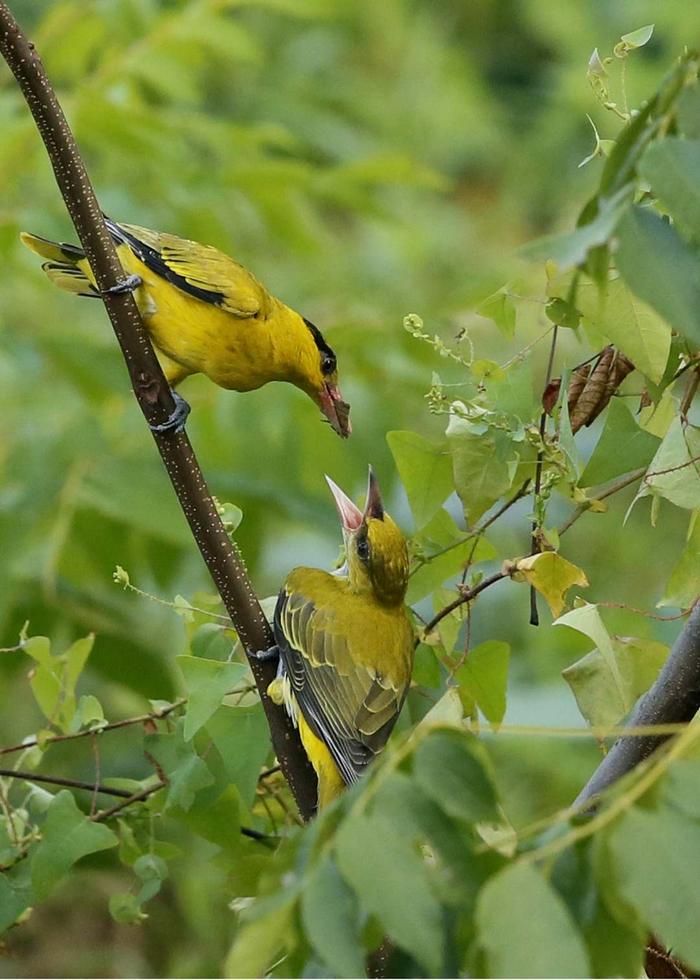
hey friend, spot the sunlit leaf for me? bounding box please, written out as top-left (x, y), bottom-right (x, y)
top-left (514, 552), bottom-right (588, 618)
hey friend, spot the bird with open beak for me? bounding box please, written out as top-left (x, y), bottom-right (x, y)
top-left (261, 467), bottom-right (414, 808)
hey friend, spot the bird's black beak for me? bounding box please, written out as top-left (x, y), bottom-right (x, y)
top-left (363, 466), bottom-right (384, 521)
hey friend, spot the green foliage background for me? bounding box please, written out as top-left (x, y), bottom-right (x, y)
top-left (2, 1), bottom-right (700, 976)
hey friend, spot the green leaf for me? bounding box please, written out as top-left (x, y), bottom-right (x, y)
top-left (29, 664), bottom-right (61, 723)
top-left (514, 553), bottom-right (589, 618)
top-left (109, 891), bottom-right (147, 924)
top-left (519, 186), bottom-right (631, 270)
top-left (555, 603), bottom-right (626, 713)
top-left (144, 724), bottom-right (214, 811)
top-left (580, 399), bottom-right (660, 487)
top-left (562, 635), bottom-right (668, 727)
top-left (173, 786), bottom-right (242, 858)
top-left (607, 806), bottom-right (700, 970)
top-left (177, 656), bottom-right (247, 739)
top-left (301, 858), bottom-right (365, 978)
top-left (455, 640), bottom-right (510, 725)
top-left (225, 896), bottom-right (296, 979)
top-left (447, 418), bottom-right (514, 524)
top-left (190, 622), bottom-right (234, 660)
top-left (476, 290), bottom-right (516, 338)
top-left (387, 430), bottom-right (454, 528)
top-left (206, 704), bottom-right (270, 808)
top-left (636, 418), bottom-right (700, 511)
top-left (413, 728), bottom-right (498, 823)
top-left (408, 514), bottom-right (496, 605)
top-left (578, 277), bottom-right (671, 384)
top-left (640, 138), bottom-right (700, 241)
top-left (476, 863), bottom-right (590, 978)
top-left (0, 868), bottom-right (32, 933)
top-left (23, 635), bottom-right (52, 666)
top-left (615, 206), bottom-right (700, 348)
top-left (552, 843), bottom-right (644, 978)
top-left (31, 791), bottom-right (117, 901)
top-left (660, 514), bottom-right (700, 607)
top-left (62, 634), bottom-right (94, 691)
top-left (661, 758), bottom-right (700, 818)
top-left (335, 812), bottom-right (444, 974)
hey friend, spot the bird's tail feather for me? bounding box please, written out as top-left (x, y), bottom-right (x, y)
top-left (20, 231), bottom-right (85, 263)
top-left (41, 262), bottom-right (99, 297)
top-left (20, 232), bottom-right (97, 297)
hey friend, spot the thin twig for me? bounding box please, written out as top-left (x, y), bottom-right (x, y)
top-left (409, 479), bottom-right (530, 575)
top-left (92, 781), bottom-right (166, 821)
top-left (557, 467), bottom-right (646, 536)
top-left (530, 325), bottom-right (560, 626)
top-left (421, 571), bottom-right (508, 640)
top-left (90, 733), bottom-right (101, 817)
top-left (0, 699), bottom-right (186, 758)
top-left (0, 768), bottom-right (134, 798)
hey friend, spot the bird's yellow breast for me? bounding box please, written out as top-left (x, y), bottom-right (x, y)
top-left (78, 248), bottom-right (298, 393)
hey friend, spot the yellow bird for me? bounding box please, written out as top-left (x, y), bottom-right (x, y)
top-left (20, 220), bottom-right (351, 437)
top-left (262, 468), bottom-right (414, 809)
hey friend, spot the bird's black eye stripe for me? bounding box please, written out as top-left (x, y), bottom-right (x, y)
top-left (303, 317), bottom-right (337, 376)
top-left (356, 527), bottom-right (370, 564)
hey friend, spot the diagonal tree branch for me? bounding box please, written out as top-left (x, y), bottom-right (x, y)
top-left (575, 600), bottom-right (700, 807)
top-left (0, 3), bottom-right (316, 821)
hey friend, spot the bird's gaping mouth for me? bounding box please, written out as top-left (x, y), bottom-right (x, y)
top-left (325, 467), bottom-right (384, 530)
top-left (325, 475), bottom-right (363, 530)
top-left (319, 383), bottom-right (351, 438)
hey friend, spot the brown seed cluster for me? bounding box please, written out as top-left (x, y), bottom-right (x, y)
top-left (543, 346), bottom-right (635, 433)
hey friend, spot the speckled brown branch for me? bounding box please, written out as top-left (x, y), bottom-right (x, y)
top-left (0, 3), bottom-right (316, 821)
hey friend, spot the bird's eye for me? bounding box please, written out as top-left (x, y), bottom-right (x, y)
top-left (321, 352), bottom-right (336, 376)
top-left (356, 534), bottom-right (370, 563)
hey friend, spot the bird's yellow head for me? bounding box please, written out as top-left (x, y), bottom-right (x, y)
top-left (285, 313), bottom-right (351, 438)
top-left (326, 468), bottom-right (409, 606)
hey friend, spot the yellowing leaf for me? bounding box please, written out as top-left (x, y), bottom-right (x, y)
top-left (514, 553), bottom-right (588, 617)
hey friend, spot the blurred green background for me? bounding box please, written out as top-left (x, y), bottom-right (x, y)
top-left (1, 0), bottom-right (698, 975)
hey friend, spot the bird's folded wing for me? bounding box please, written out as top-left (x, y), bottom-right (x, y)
top-left (274, 587), bottom-right (405, 786)
top-left (107, 219), bottom-right (270, 318)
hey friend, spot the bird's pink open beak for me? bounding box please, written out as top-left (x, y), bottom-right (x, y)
top-left (326, 467), bottom-right (384, 531)
top-left (319, 383), bottom-right (352, 439)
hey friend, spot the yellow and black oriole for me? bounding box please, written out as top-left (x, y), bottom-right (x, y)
top-left (21, 220), bottom-right (350, 437)
top-left (263, 468), bottom-right (413, 808)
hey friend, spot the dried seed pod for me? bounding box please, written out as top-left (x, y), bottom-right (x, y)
top-left (544, 346), bottom-right (636, 433)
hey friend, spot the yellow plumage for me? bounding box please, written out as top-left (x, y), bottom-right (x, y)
top-left (20, 221), bottom-right (350, 436)
top-left (268, 469), bottom-right (414, 809)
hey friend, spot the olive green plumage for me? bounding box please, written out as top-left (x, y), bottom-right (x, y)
top-left (270, 469), bottom-right (414, 806)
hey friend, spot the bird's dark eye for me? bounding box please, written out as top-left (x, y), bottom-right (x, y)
top-left (321, 352), bottom-right (336, 376)
top-left (356, 532), bottom-right (370, 564)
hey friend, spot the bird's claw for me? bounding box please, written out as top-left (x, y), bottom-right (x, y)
top-left (149, 391), bottom-right (191, 435)
top-left (102, 273), bottom-right (142, 296)
top-left (252, 645), bottom-right (279, 663)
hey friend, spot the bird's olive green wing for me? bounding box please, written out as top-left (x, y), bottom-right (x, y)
top-left (273, 587), bottom-right (406, 786)
top-left (106, 218), bottom-right (270, 318)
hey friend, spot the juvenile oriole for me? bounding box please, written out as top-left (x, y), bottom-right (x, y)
top-left (21, 220), bottom-right (350, 437)
top-left (263, 468), bottom-right (413, 808)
